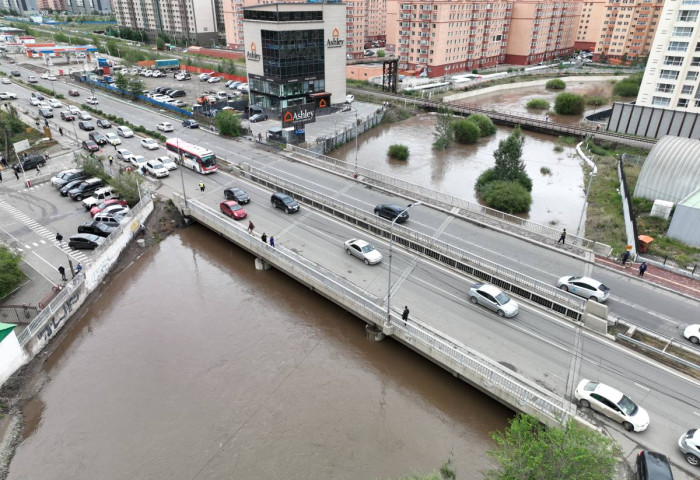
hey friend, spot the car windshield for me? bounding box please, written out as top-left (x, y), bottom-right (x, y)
top-left (599, 284), bottom-right (610, 292)
top-left (153, 164), bottom-right (164, 169)
top-left (201, 154), bottom-right (216, 167)
top-left (494, 292), bottom-right (511, 305)
top-left (361, 245), bottom-right (375, 253)
top-left (282, 197), bottom-right (294, 205)
top-left (230, 204), bottom-right (242, 211)
top-left (583, 381), bottom-right (599, 392)
top-left (617, 395), bottom-right (638, 416)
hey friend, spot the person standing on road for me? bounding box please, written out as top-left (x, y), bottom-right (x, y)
top-left (621, 250), bottom-right (631, 266)
top-left (58, 265), bottom-right (67, 281)
top-left (269, 236), bottom-right (275, 248)
top-left (261, 232), bottom-right (267, 244)
top-left (14, 169), bottom-right (19, 180)
top-left (638, 262), bottom-right (648, 277)
top-left (55, 232), bottom-right (63, 245)
top-left (108, 155), bottom-right (113, 166)
top-left (247, 221), bottom-right (255, 235)
top-left (402, 306), bottom-right (410, 324)
top-left (199, 181), bottom-right (205, 192)
top-left (557, 228), bottom-right (566, 245)
top-left (0, 170), bottom-right (3, 183)
top-left (59, 126), bottom-right (63, 136)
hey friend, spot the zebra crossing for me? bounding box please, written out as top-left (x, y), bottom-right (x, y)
top-left (0, 199), bottom-right (90, 264)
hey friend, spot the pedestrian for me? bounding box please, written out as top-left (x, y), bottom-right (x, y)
top-left (621, 250), bottom-right (630, 266)
top-left (36, 165), bottom-right (40, 174)
top-left (0, 170), bottom-right (2, 182)
top-left (247, 220), bottom-right (255, 234)
top-left (58, 265), bottom-right (67, 281)
top-left (261, 232), bottom-right (267, 244)
top-left (557, 228), bottom-right (567, 245)
top-left (402, 306), bottom-right (410, 324)
top-left (258, 132), bottom-right (262, 142)
top-left (108, 155), bottom-right (113, 166)
top-left (638, 262), bottom-right (648, 277)
top-left (44, 119), bottom-right (49, 128)
top-left (269, 236), bottom-right (275, 248)
top-left (35, 118), bottom-right (39, 128)
top-left (59, 126), bottom-right (63, 136)
top-left (199, 181), bottom-right (205, 192)
top-left (55, 232), bottom-right (63, 244)
top-left (75, 263), bottom-right (82, 274)
top-left (14, 169), bottom-right (19, 180)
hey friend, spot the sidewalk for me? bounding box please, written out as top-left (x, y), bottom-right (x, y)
top-left (596, 255), bottom-right (700, 300)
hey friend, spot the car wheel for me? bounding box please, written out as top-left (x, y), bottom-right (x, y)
top-left (578, 399), bottom-right (590, 408)
top-left (589, 296), bottom-right (598, 302)
top-left (364, 259), bottom-right (369, 265)
top-left (559, 285), bottom-right (569, 292)
top-left (470, 296), bottom-right (478, 305)
top-left (271, 199), bottom-right (276, 208)
top-left (39, 160), bottom-right (46, 166)
top-left (225, 192), bottom-right (232, 200)
top-left (686, 453), bottom-right (699, 466)
top-left (346, 248), bottom-right (352, 255)
top-left (285, 207), bottom-right (291, 214)
top-left (76, 195), bottom-right (83, 200)
top-left (497, 310), bottom-right (505, 317)
top-left (192, 166), bottom-right (197, 172)
top-left (690, 336), bottom-right (699, 344)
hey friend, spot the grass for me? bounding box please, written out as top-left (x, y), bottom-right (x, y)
top-left (540, 167), bottom-right (552, 175)
top-left (553, 145), bottom-right (564, 152)
top-left (558, 136), bottom-right (578, 145)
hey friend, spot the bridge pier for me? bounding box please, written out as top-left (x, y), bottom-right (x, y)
top-left (365, 324), bottom-right (385, 341)
top-left (255, 257), bottom-right (271, 270)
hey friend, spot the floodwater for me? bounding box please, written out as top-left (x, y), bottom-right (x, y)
top-left (331, 114), bottom-right (585, 230)
top-left (8, 227), bottom-right (511, 480)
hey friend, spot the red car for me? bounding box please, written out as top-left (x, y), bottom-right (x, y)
top-left (68, 89), bottom-right (80, 96)
top-left (90, 199), bottom-right (128, 217)
top-left (220, 200), bottom-right (247, 220)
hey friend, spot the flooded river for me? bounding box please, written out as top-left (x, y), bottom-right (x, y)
top-left (8, 227), bottom-right (511, 480)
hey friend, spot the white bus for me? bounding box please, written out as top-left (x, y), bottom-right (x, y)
top-left (165, 138), bottom-right (218, 174)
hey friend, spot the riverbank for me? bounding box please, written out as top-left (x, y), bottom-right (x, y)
top-left (0, 199), bottom-right (186, 480)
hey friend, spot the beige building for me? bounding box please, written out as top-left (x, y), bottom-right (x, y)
top-left (574, 0), bottom-right (606, 52)
top-left (113, 0), bottom-right (218, 45)
top-left (592, 0), bottom-right (664, 62)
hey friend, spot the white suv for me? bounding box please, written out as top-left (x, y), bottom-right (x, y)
top-left (145, 160), bottom-right (170, 178)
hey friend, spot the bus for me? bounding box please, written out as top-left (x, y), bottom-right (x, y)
top-left (165, 138), bottom-right (218, 174)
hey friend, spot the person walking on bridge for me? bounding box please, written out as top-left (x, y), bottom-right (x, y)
top-left (247, 221), bottom-right (255, 235)
top-left (557, 229), bottom-right (566, 245)
top-left (402, 306), bottom-right (410, 324)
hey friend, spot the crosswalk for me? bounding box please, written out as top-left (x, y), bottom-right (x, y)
top-left (0, 199), bottom-right (90, 264)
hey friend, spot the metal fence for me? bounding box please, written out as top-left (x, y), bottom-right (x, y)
top-left (180, 195), bottom-right (574, 425)
top-left (237, 165), bottom-right (587, 319)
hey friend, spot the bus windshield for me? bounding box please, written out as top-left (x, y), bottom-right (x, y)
top-left (201, 154), bottom-right (216, 167)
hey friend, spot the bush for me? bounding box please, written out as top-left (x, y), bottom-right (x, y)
top-left (540, 167), bottom-right (552, 175)
top-left (466, 114), bottom-right (496, 136)
top-left (215, 110), bottom-right (243, 137)
top-left (475, 168), bottom-right (499, 192)
top-left (480, 181), bottom-right (532, 214)
top-left (613, 72), bottom-right (643, 97)
top-left (388, 144), bottom-right (409, 160)
top-left (553, 145), bottom-right (564, 152)
top-left (0, 246), bottom-right (23, 298)
top-left (586, 96), bottom-right (608, 106)
top-left (546, 78), bottom-right (566, 90)
top-left (526, 98), bottom-right (550, 109)
top-left (452, 120), bottom-right (480, 144)
top-left (554, 93), bottom-right (585, 115)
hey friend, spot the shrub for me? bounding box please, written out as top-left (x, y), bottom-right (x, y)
top-left (452, 120), bottom-right (480, 144)
top-left (586, 95), bottom-right (608, 106)
top-left (526, 98), bottom-right (550, 109)
top-left (613, 72), bottom-right (643, 97)
top-left (475, 167), bottom-right (499, 192)
top-left (0, 246), bottom-right (23, 298)
top-left (466, 114), bottom-right (496, 136)
top-left (540, 167), bottom-right (552, 175)
top-left (546, 79), bottom-right (566, 90)
top-left (215, 110), bottom-right (243, 137)
top-left (554, 93), bottom-right (585, 115)
top-left (481, 181), bottom-right (532, 214)
top-left (553, 145), bottom-right (564, 152)
top-left (388, 144), bottom-right (409, 160)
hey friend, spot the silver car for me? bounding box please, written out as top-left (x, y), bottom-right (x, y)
top-left (556, 275), bottom-right (610, 302)
top-left (344, 239), bottom-right (383, 265)
top-left (679, 428), bottom-right (700, 466)
top-left (468, 283), bottom-right (519, 317)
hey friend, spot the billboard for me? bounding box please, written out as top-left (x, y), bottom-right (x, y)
top-left (281, 103), bottom-right (317, 128)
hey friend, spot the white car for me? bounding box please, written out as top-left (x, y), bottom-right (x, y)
top-left (48, 99), bottom-right (63, 108)
top-left (144, 70), bottom-right (153, 77)
top-left (237, 83), bottom-right (249, 91)
top-left (145, 160), bottom-right (170, 178)
top-left (468, 283), bottom-right (519, 318)
top-left (38, 102), bottom-right (52, 111)
top-left (152, 70), bottom-right (163, 77)
top-left (198, 73), bottom-right (211, 81)
top-left (29, 97), bottom-right (41, 105)
top-left (141, 138), bottom-right (159, 150)
top-left (47, 75), bottom-right (57, 81)
top-left (116, 126), bottom-right (134, 137)
top-left (77, 111), bottom-right (92, 120)
top-left (129, 155), bottom-right (148, 168)
top-left (157, 155), bottom-right (177, 170)
top-left (344, 239), bottom-right (382, 265)
top-left (130, 68), bottom-right (139, 75)
top-left (157, 122), bottom-right (173, 132)
top-left (345, 94), bottom-right (354, 103)
top-left (683, 324), bottom-right (700, 344)
top-left (86, 96), bottom-right (99, 105)
top-left (40, 72), bottom-right (49, 79)
top-left (68, 105), bottom-right (80, 115)
top-left (0, 92), bottom-right (17, 100)
top-left (556, 276), bottom-right (610, 302)
top-left (27, 76), bottom-right (38, 83)
top-left (116, 148), bottom-right (134, 162)
top-left (105, 133), bottom-right (121, 145)
top-left (171, 100), bottom-right (188, 108)
top-left (574, 379), bottom-right (650, 432)
top-left (1, 78), bottom-right (11, 84)
top-left (208, 76), bottom-right (221, 83)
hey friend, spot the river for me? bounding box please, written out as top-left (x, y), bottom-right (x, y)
top-left (7, 226), bottom-right (512, 480)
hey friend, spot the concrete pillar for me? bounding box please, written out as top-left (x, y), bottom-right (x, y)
top-left (582, 301), bottom-right (609, 335)
top-left (255, 257), bottom-right (271, 270)
top-left (365, 324), bottom-right (385, 341)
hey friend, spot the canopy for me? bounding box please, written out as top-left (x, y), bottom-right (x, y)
top-left (0, 323), bottom-right (17, 343)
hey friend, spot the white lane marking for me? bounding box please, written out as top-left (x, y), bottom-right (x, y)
top-left (693, 411), bottom-right (700, 417)
top-left (634, 383), bottom-right (651, 391)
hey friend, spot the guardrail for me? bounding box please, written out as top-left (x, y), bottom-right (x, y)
top-left (178, 194), bottom-right (575, 425)
top-left (235, 164), bottom-right (587, 320)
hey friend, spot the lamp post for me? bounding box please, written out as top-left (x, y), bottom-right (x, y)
top-left (346, 104), bottom-right (359, 177)
top-left (386, 201), bottom-right (421, 326)
top-left (174, 135), bottom-right (189, 207)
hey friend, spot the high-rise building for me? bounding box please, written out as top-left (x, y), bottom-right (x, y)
top-left (636, 1), bottom-right (700, 112)
top-left (0, 0), bottom-right (38, 12)
top-left (113, 0), bottom-right (218, 45)
top-left (37, 0), bottom-right (66, 11)
top-left (574, 0), bottom-right (606, 52)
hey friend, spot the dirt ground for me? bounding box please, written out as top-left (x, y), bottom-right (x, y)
top-left (0, 198), bottom-right (186, 480)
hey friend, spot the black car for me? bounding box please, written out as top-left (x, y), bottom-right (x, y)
top-left (39, 107), bottom-right (53, 118)
top-left (89, 132), bottom-right (108, 145)
top-left (53, 171), bottom-right (86, 189)
top-left (13, 154), bottom-right (46, 172)
top-left (82, 140), bottom-right (99, 152)
top-left (224, 187), bottom-right (250, 204)
top-left (271, 192), bottom-right (299, 213)
top-left (635, 450), bottom-right (674, 480)
top-left (374, 204), bottom-right (410, 223)
top-left (10, 70), bottom-right (20, 77)
top-left (169, 90), bottom-right (186, 98)
top-left (68, 233), bottom-right (104, 250)
top-left (60, 178), bottom-right (85, 196)
top-left (249, 113), bottom-right (268, 123)
top-left (156, 86), bottom-right (171, 94)
top-left (182, 119), bottom-right (199, 128)
top-left (68, 178), bottom-right (104, 200)
top-left (96, 119), bottom-right (112, 128)
top-left (78, 121), bottom-right (95, 131)
top-left (77, 221), bottom-right (116, 238)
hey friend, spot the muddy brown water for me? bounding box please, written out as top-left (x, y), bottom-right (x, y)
top-left (7, 227), bottom-right (511, 480)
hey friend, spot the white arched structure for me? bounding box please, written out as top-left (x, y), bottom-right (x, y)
top-left (634, 136), bottom-right (700, 203)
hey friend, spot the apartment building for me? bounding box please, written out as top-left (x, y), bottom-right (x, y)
top-left (574, 0), bottom-right (606, 51)
top-left (0, 0), bottom-right (37, 12)
top-left (386, 0), bottom-right (512, 77)
top-left (37, 0), bottom-right (65, 11)
top-left (637, 0), bottom-right (700, 112)
top-left (366, 0), bottom-right (387, 41)
top-left (113, 0), bottom-right (218, 45)
top-left (505, 0), bottom-right (580, 65)
top-left (64, 0), bottom-right (112, 14)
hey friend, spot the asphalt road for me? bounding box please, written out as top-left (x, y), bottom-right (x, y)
top-left (1, 60), bottom-right (699, 476)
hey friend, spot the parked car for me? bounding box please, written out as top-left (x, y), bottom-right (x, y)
top-left (116, 126), bottom-right (134, 137)
top-left (82, 139), bottom-right (99, 152)
top-left (77, 221), bottom-right (116, 238)
top-left (171, 100), bottom-right (188, 108)
top-left (60, 179), bottom-right (85, 196)
top-left (68, 233), bottom-right (104, 250)
top-left (129, 155), bottom-right (148, 168)
top-left (90, 199), bottom-right (129, 217)
top-left (145, 160), bottom-right (169, 178)
top-left (13, 154), bottom-right (46, 172)
top-left (223, 187), bottom-right (249, 204)
top-left (575, 379), bottom-right (650, 432)
top-left (39, 107), bottom-right (53, 118)
top-left (78, 121), bottom-right (95, 131)
top-left (0, 92), bottom-right (17, 100)
top-left (468, 283), bottom-right (519, 317)
top-left (344, 238), bottom-right (383, 265)
top-left (68, 178), bottom-right (104, 200)
top-left (61, 111), bottom-right (75, 121)
top-left (635, 450), bottom-right (674, 480)
top-left (679, 429), bottom-right (700, 467)
top-left (168, 89), bottom-right (186, 98)
top-left (97, 119), bottom-right (112, 128)
top-left (374, 204), bottom-right (409, 223)
top-left (52, 170), bottom-right (86, 188)
top-left (141, 138), bottom-right (159, 150)
top-left (82, 187), bottom-right (118, 209)
top-left (157, 122), bottom-right (173, 132)
top-left (89, 131), bottom-right (108, 145)
top-left (556, 276), bottom-right (610, 302)
top-left (105, 133), bottom-right (121, 146)
top-left (93, 212), bottom-right (128, 227)
top-left (249, 113), bottom-right (267, 123)
top-left (10, 70), bottom-right (21, 77)
top-left (199, 73), bottom-right (211, 81)
top-left (271, 192), bottom-right (299, 213)
top-left (683, 324), bottom-right (700, 344)
top-left (27, 75), bottom-right (38, 83)
top-left (182, 119), bottom-right (199, 129)
top-left (68, 89), bottom-right (80, 96)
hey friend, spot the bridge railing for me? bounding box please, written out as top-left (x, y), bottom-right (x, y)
top-left (239, 165), bottom-right (587, 320)
top-left (178, 194), bottom-right (575, 426)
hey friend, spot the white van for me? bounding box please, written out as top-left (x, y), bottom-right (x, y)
top-left (82, 186), bottom-right (118, 209)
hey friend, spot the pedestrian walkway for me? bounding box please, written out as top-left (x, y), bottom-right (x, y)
top-left (596, 255), bottom-right (700, 300)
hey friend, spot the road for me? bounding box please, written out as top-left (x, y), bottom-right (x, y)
top-left (1, 60), bottom-right (698, 476)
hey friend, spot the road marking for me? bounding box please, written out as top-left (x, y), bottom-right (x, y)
top-left (693, 411), bottom-right (700, 417)
top-left (634, 383), bottom-right (650, 391)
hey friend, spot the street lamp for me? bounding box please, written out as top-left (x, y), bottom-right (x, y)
top-left (386, 201), bottom-right (422, 327)
top-left (346, 104), bottom-right (359, 177)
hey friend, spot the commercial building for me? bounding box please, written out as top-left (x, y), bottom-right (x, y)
top-left (113, 0), bottom-right (218, 45)
top-left (242, 2), bottom-right (347, 110)
top-left (636, 0), bottom-right (700, 112)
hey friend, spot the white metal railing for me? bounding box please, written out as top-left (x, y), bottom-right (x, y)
top-left (180, 195), bottom-right (575, 424)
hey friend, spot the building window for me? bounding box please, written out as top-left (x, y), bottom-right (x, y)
top-left (668, 41), bottom-right (689, 52)
top-left (260, 29), bottom-right (325, 81)
top-left (677, 10), bottom-right (699, 22)
top-left (655, 83), bottom-right (675, 93)
top-left (660, 69), bottom-right (680, 80)
top-left (651, 96), bottom-right (670, 106)
top-left (681, 85), bottom-right (694, 95)
top-left (672, 26), bottom-right (694, 37)
top-left (693, 57), bottom-right (700, 66)
top-left (687, 71), bottom-right (699, 81)
top-left (677, 98), bottom-right (689, 108)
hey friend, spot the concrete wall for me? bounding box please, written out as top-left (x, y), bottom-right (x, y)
top-left (607, 102), bottom-right (700, 140)
top-left (0, 331), bottom-right (29, 387)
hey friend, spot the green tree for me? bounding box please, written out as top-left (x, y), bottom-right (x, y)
top-left (114, 71), bottom-right (129, 94)
top-left (156, 37), bottom-right (166, 51)
top-left (452, 119), bottom-right (480, 144)
top-left (127, 76), bottom-right (144, 98)
top-left (546, 78), bottom-right (566, 90)
top-left (215, 110), bottom-right (243, 137)
top-left (0, 245), bottom-right (23, 298)
top-left (554, 93), bottom-right (585, 115)
top-left (432, 107), bottom-right (454, 150)
top-left (106, 38), bottom-right (119, 57)
top-left (466, 114), bottom-right (496, 136)
top-left (480, 181), bottom-right (532, 214)
top-left (493, 125), bottom-right (528, 185)
top-left (485, 414), bottom-right (620, 480)
top-left (388, 144), bottom-right (409, 160)
top-left (377, 49), bottom-right (386, 58)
